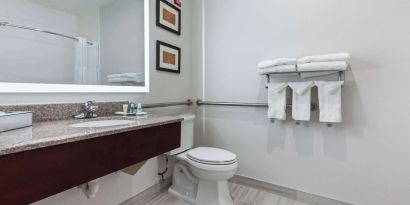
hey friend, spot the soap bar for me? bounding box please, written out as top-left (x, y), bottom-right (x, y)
top-left (0, 111), bottom-right (33, 132)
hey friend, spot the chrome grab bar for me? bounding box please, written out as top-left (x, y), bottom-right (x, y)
top-left (196, 100), bottom-right (317, 111)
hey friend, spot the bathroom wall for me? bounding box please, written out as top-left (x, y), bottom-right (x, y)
top-left (0, 0), bottom-right (193, 205)
top-left (0, 0), bottom-right (77, 84)
top-left (195, 0), bottom-right (410, 205)
top-left (100, 0), bottom-right (145, 85)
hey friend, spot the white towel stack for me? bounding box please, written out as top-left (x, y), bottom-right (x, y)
top-left (258, 58), bottom-right (297, 75)
top-left (297, 53), bottom-right (350, 79)
top-left (107, 72), bottom-right (144, 84)
top-left (267, 82), bottom-right (288, 120)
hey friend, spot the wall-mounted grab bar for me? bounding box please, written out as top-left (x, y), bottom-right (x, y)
top-left (0, 22), bottom-right (94, 45)
top-left (142, 100), bottom-right (192, 109)
top-left (196, 100), bottom-right (317, 111)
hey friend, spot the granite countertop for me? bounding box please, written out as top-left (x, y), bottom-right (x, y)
top-left (0, 115), bottom-right (183, 156)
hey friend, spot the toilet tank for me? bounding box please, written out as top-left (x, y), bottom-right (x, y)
top-left (167, 114), bottom-right (195, 155)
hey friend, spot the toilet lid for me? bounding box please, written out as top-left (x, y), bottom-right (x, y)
top-left (187, 147), bottom-right (237, 165)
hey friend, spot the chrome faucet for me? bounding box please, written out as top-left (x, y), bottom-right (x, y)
top-left (75, 101), bottom-right (98, 119)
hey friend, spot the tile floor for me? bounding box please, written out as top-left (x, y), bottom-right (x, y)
top-left (140, 182), bottom-right (309, 205)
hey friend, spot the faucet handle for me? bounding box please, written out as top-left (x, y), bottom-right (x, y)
top-left (85, 101), bottom-right (98, 112)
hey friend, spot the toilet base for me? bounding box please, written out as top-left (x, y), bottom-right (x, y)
top-left (169, 162), bottom-right (234, 205)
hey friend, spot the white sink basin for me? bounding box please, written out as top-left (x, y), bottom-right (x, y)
top-left (70, 120), bottom-right (135, 128)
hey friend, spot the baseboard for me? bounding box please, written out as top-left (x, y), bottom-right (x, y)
top-left (230, 175), bottom-right (355, 205)
top-left (119, 177), bottom-right (172, 205)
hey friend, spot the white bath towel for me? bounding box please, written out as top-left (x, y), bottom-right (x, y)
top-left (267, 82), bottom-right (288, 120)
top-left (258, 58), bottom-right (297, 69)
top-left (298, 61), bottom-right (348, 72)
top-left (288, 81), bottom-right (315, 121)
top-left (315, 81), bottom-right (344, 123)
top-left (298, 61), bottom-right (348, 78)
top-left (258, 65), bottom-right (297, 75)
top-left (298, 53), bottom-right (350, 64)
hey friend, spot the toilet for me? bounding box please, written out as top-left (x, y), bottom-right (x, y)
top-left (167, 114), bottom-right (238, 205)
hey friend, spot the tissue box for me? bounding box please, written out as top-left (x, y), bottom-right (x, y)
top-left (0, 111), bottom-right (33, 133)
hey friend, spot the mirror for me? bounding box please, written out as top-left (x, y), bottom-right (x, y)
top-left (0, 0), bottom-right (149, 93)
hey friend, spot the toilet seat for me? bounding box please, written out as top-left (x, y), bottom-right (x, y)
top-left (187, 147), bottom-right (237, 165)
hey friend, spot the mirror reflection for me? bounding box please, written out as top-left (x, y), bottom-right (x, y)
top-left (0, 0), bottom-right (145, 87)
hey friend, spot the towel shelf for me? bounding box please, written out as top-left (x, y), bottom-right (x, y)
top-left (265, 70), bottom-right (345, 88)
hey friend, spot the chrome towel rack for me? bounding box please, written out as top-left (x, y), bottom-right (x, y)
top-left (196, 100), bottom-right (317, 111)
top-left (265, 70), bottom-right (345, 88)
top-left (0, 22), bottom-right (94, 45)
top-left (142, 100), bottom-right (192, 109)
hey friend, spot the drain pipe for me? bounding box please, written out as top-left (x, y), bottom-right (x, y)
top-left (79, 178), bottom-right (100, 199)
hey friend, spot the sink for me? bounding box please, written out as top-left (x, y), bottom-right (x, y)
top-left (70, 120), bottom-right (135, 128)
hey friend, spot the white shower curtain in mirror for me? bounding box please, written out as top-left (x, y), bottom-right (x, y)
top-left (74, 38), bottom-right (100, 85)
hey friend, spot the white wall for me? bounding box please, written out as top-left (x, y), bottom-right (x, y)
top-left (0, 0), bottom-right (77, 84)
top-left (195, 0), bottom-right (410, 205)
top-left (100, 0), bottom-right (145, 85)
top-left (0, 0), bottom-right (193, 205)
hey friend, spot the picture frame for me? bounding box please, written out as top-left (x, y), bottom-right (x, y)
top-left (156, 0), bottom-right (181, 35)
top-left (156, 41), bottom-right (181, 74)
top-left (174, 0), bottom-right (181, 7)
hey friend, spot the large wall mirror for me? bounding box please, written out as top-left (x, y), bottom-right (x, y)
top-left (0, 0), bottom-right (149, 93)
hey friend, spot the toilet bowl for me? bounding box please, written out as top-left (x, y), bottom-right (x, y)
top-left (167, 115), bottom-right (238, 205)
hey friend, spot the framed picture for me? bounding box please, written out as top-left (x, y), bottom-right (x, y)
top-left (156, 0), bottom-right (181, 35)
top-left (174, 0), bottom-right (181, 7)
top-left (156, 41), bottom-right (181, 74)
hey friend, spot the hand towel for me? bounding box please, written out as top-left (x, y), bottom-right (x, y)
top-left (298, 53), bottom-right (350, 64)
top-left (267, 82), bottom-right (288, 120)
top-left (315, 81), bottom-right (344, 123)
top-left (258, 58), bottom-right (297, 69)
top-left (288, 81), bottom-right (315, 121)
top-left (258, 65), bottom-right (297, 75)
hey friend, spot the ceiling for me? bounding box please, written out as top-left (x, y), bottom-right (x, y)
top-left (28, 0), bottom-right (116, 15)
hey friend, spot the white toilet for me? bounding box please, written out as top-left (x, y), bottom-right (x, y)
top-left (167, 114), bottom-right (238, 205)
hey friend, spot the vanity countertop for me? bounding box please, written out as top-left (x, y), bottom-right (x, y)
top-left (0, 115), bottom-right (183, 156)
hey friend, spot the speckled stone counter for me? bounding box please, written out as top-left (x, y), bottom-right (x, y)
top-left (0, 115), bottom-right (183, 156)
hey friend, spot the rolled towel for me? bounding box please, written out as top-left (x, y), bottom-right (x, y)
top-left (258, 58), bottom-right (297, 69)
top-left (288, 81), bottom-right (315, 121)
top-left (298, 53), bottom-right (350, 64)
top-left (258, 64), bottom-right (297, 75)
top-left (267, 82), bottom-right (288, 120)
top-left (315, 81), bottom-right (344, 123)
top-left (107, 72), bottom-right (143, 79)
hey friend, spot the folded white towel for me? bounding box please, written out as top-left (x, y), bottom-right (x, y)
top-left (107, 72), bottom-right (143, 79)
top-left (267, 82), bottom-right (288, 120)
top-left (315, 81), bottom-right (344, 123)
top-left (298, 53), bottom-right (350, 64)
top-left (288, 82), bottom-right (315, 121)
top-left (258, 58), bottom-right (297, 69)
top-left (108, 76), bottom-right (144, 83)
top-left (298, 61), bottom-right (348, 72)
top-left (258, 64), bottom-right (297, 75)
top-left (300, 71), bottom-right (338, 79)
